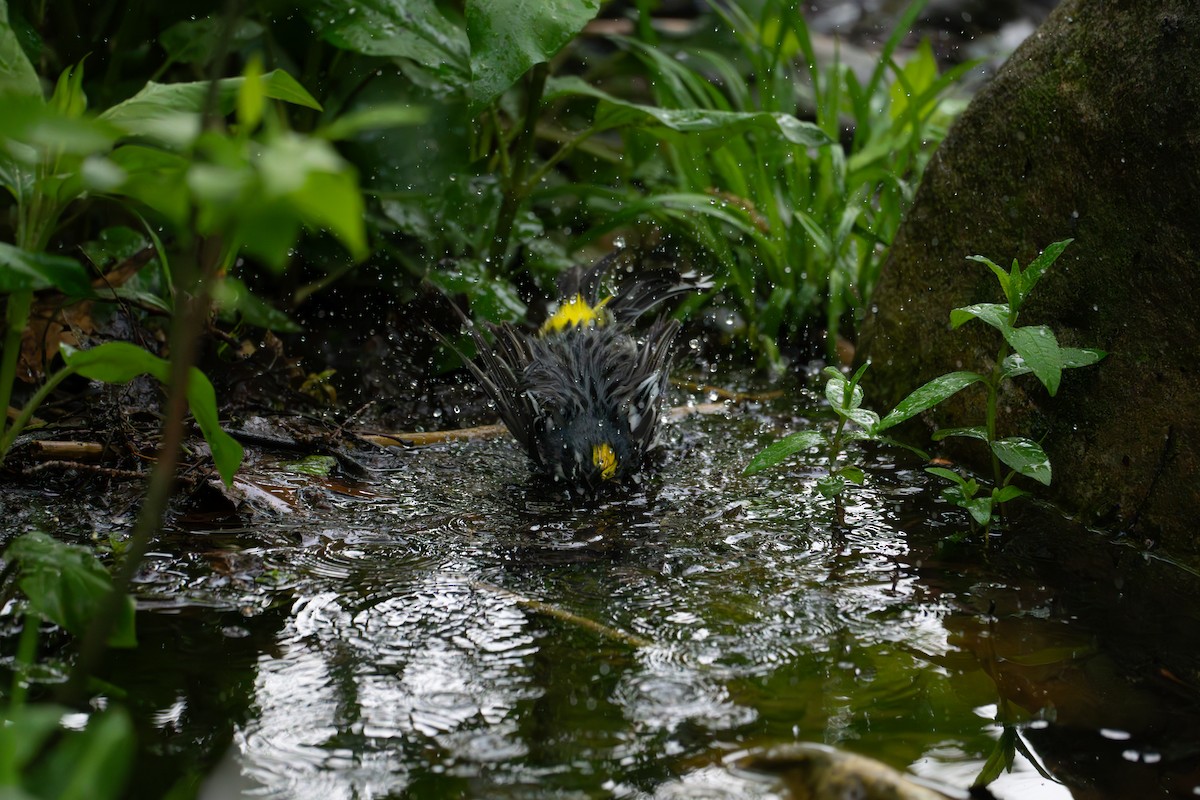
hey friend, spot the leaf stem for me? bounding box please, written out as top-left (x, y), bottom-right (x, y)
top-left (488, 63), bottom-right (549, 273)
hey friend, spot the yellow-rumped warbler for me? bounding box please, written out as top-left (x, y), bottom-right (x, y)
top-left (440, 255), bottom-right (711, 494)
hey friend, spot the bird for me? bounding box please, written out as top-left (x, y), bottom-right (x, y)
top-left (436, 255), bottom-right (711, 495)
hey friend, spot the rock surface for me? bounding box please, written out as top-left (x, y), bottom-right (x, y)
top-left (858, 0), bottom-right (1200, 553)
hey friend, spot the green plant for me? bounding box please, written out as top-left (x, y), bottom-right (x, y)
top-left (0, 532), bottom-right (137, 800)
top-left (567, 0), bottom-right (973, 364)
top-left (871, 238), bottom-right (1106, 535)
top-left (744, 240), bottom-right (1105, 535)
top-left (0, 2), bottom-right (407, 477)
top-left (744, 363), bottom-right (926, 519)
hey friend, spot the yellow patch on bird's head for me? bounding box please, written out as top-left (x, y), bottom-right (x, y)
top-left (592, 442), bottom-right (618, 481)
top-left (541, 293), bottom-right (610, 335)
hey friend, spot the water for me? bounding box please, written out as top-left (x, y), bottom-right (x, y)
top-left (53, 395), bottom-right (1200, 798)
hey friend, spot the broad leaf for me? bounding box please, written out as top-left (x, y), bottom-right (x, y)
top-left (926, 466), bottom-right (967, 487)
top-left (29, 708), bottom-right (134, 800)
top-left (931, 425), bottom-right (988, 442)
top-left (876, 371), bottom-right (982, 431)
top-left (6, 532), bottom-right (136, 647)
top-left (825, 375), bottom-right (864, 411)
top-left (837, 466), bottom-right (865, 485)
top-left (160, 17), bottom-right (265, 65)
top-left (993, 484), bottom-right (1029, 504)
top-left (1004, 324), bottom-right (1062, 396)
top-left (991, 437), bottom-right (1052, 485)
top-left (0, 242), bottom-right (92, 294)
top-left (965, 496), bottom-right (994, 526)
top-left (547, 76), bottom-right (830, 147)
top-left (816, 474), bottom-right (846, 498)
top-left (62, 343), bottom-right (244, 484)
top-left (950, 302), bottom-right (1010, 332)
top-left (1062, 347), bottom-right (1106, 369)
top-left (214, 277), bottom-right (301, 333)
top-left (0, 0), bottom-right (40, 98)
top-left (306, 0), bottom-right (469, 83)
top-left (844, 407), bottom-right (880, 429)
top-left (100, 70), bottom-right (321, 144)
top-left (1003, 347), bottom-right (1105, 379)
top-left (744, 429), bottom-right (827, 476)
top-left (467, 0), bottom-right (600, 111)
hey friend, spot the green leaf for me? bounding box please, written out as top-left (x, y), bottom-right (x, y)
top-left (825, 374), bottom-right (864, 410)
top-left (6, 532), bottom-right (136, 647)
top-left (844, 408), bottom-right (880, 429)
top-left (319, 103), bottom-right (429, 140)
top-left (31, 708), bottom-right (134, 800)
top-left (966, 254), bottom-right (1013, 306)
top-left (931, 425), bottom-right (988, 442)
top-left (867, 433), bottom-right (930, 460)
top-left (48, 61), bottom-right (87, 118)
top-left (991, 437), bottom-right (1052, 486)
top-left (307, 0), bottom-right (469, 83)
top-left (1061, 347), bottom-right (1107, 370)
top-left (993, 484), bottom-right (1029, 504)
top-left (1018, 238), bottom-right (1072, 302)
top-left (0, 0), bottom-right (40, 98)
top-left (973, 726), bottom-right (1018, 788)
top-left (0, 242), bottom-right (92, 294)
top-left (1004, 324), bottom-right (1062, 396)
top-left (108, 145), bottom-right (192, 225)
top-left (876, 371), bottom-right (983, 431)
top-left (237, 55), bottom-right (265, 131)
top-left (965, 496), bottom-right (994, 526)
top-left (816, 474), bottom-right (846, 498)
top-left (546, 76), bottom-right (831, 147)
top-left (950, 302), bottom-right (1010, 332)
top-left (213, 277), bottom-right (301, 333)
top-left (100, 70), bottom-right (321, 145)
top-left (1, 704), bottom-right (67, 774)
top-left (925, 466), bottom-right (967, 487)
top-left (62, 343), bottom-right (244, 484)
top-left (744, 429), bottom-right (827, 476)
top-left (159, 16), bottom-right (265, 65)
top-left (837, 466), bottom-right (865, 485)
top-left (999, 353), bottom-right (1031, 379)
top-left (184, 363), bottom-right (244, 486)
top-left (467, 0), bottom-right (601, 111)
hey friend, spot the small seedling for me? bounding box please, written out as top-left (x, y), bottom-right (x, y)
top-left (744, 363), bottom-right (926, 521)
top-left (873, 238), bottom-right (1106, 536)
top-left (745, 239), bottom-right (1106, 539)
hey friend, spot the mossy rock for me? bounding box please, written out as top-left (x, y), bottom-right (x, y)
top-left (859, 0), bottom-right (1200, 553)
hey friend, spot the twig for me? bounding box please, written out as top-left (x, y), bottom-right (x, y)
top-left (473, 581), bottom-right (651, 648)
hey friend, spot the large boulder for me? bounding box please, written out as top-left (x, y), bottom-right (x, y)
top-left (858, 0), bottom-right (1200, 553)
